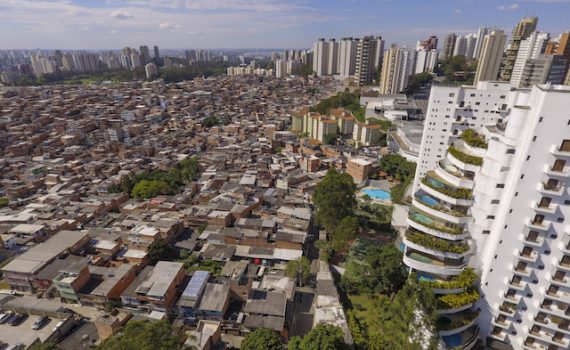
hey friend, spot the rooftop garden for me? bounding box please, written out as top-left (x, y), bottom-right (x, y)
top-left (437, 289), bottom-right (480, 310)
top-left (448, 146), bottom-right (483, 166)
top-left (460, 129), bottom-right (488, 149)
top-left (405, 229), bottom-right (469, 254)
top-left (419, 268), bottom-right (477, 290)
top-left (416, 195), bottom-right (468, 217)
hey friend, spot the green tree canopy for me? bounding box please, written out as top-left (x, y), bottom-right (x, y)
top-left (377, 154), bottom-right (416, 181)
top-left (332, 216), bottom-right (359, 251)
top-left (241, 328), bottom-right (283, 350)
top-left (96, 320), bottom-right (190, 350)
top-left (341, 244), bottom-right (407, 294)
top-left (0, 197), bottom-right (8, 208)
top-left (313, 168), bottom-right (357, 233)
top-left (148, 238), bottom-right (177, 265)
top-left (285, 257), bottom-right (311, 287)
top-left (288, 324), bottom-right (349, 350)
top-left (131, 179), bottom-right (172, 199)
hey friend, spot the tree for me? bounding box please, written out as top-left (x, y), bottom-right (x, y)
top-left (332, 216), bottom-right (359, 251)
top-left (0, 197), bottom-right (8, 208)
top-left (313, 168), bottom-right (357, 233)
top-left (288, 324), bottom-right (349, 350)
top-left (202, 116), bottom-right (220, 128)
top-left (96, 320), bottom-right (191, 350)
top-left (241, 328), bottom-right (283, 350)
top-left (148, 238), bottom-right (177, 265)
top-left (404, 72), bottom-right (433, 95)
top-left (131, 179), bottom-right (172, 199)
top-left (324, 133), bottom-right (337, 145)
top-left (179, 157), bottom-right (200, 181)
top-left (377, 154), bottom-right (416, 181)
top-left (286, 257), bottom-right (311, 287)
top-left (341, 244), bottom-right (407, 294)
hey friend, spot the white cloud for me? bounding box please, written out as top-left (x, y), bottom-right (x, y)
top-left (158, 22), bottom-right (183, 32)
top-left (110, 10), bottom-right (134, 19)
top-left (453, 9), bottom-right (462, 14)
top-left (498, 3), bottom-right (520, 10)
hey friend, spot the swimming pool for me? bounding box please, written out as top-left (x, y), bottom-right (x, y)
top-left (420, 194), bottom-right (438, 206)
top-left (442, 334), bottom-right (462, 347)
top-left (362, 188), bottom-right (391, 201)
top-left (399, 242), bottom-right (406, 252)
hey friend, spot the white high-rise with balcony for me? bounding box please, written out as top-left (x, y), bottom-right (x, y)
top-left (405, 81), bottom-right (570, 349)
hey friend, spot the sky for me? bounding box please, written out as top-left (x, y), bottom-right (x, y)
top-left (0, 0), bottom-right (569, 50)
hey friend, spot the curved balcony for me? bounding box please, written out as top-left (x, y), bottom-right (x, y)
top-left (441, 325), bottom-right (479, 350)
top-left (438, 310), bottom-right (479, 336)
top-left (407, 212), bottom-right (467, 241)
top-left (412, 198), bottom-right (470, 226)
top-left (404, 249), bottom-right (466, 276)
top-left (447, 146), bottom-right (482, 173)
top-left (436, 160), bottom-right (474, 189)
top-left (420, 172), bottom-right (474, 206)
top-left (404, 229), bottom-right (470, 260)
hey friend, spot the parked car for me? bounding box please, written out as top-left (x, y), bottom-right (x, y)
top-left (32, 315), bottom-right (49, 330)
top-left (9, 313), bottom-right (27, 326)
top-left (0, 311), bottom-right (13, 324)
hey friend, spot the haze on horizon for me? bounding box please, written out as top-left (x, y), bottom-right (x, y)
top-left (1, 0), bottom-right (569, 50)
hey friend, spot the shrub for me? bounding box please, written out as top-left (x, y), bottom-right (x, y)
top-left (421, 176), bottom-right (473, 199)
top-left (437, 289), bottom-right (480, 310)
top-left (461, 129), bottom-right (488, 149)
top-left (448, 146), bottom-right (483, 166)
top-left (405, 229), bottom-right (469, 254)
top-left (419, 268), bottom-right (477, 290)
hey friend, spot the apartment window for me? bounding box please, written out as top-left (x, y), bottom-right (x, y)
top-left (507, 149), bottom-right (515, 154)
top-left (487, 215), bottom-right (495, 219)
top-left (515, 192), bottom-right (519, 197)
top-left (500, 95), bottom-right (505, 99)
top-left (532, 136), bottom-right (537, 142)
top-left (520, 175), bottom-right (524, 179)
top-left (539, 117), bottom-right (543, 123)
top-left (497, 184), bottom-right (505, 188)
top-left (567, 120), bottom-right (570, 125)
top-left (491, 200), bottom-right (500, 204)
top-left (449, 93), bottom-right (455, 97)
top-left (526, 155), bottom-right (531, 161)
top-left (470, 93), bottom-right (475, 97)
top-left (483, 230), bottom-right (490, 235)
top-left (557, 217), bottom-right (564, 223)
top-left (509, 209), bottom-right (513, 213)
top-left (564, 200), bottom-right (570, 205)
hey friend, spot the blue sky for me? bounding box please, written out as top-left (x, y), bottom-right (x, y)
top-left (0, 0), bottom-right (569, 50)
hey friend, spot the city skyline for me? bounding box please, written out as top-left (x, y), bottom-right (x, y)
top-left (1, 0), bottom-right (570, 50)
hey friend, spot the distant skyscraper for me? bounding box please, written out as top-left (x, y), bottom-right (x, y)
top-left (339, 37), bottom-right (358, 78)
top-left (499, 16), bottom-right (539, 81)
top-left (62, 53), bottom-right (74, 71)
top-left (474, 30), bottom-right (507, 84)
top-left (417, 35), bottom-right (438, 50)
top-left (464, 33), bottom-right (477, 60)
top-left (326, 39), bottom-right (339, 75)
top-left (355, 36), bottom-right (381, 85)
top-left (154, 45), bottom-right (160, 60)
top-left (275, 59), bottom-right (287, 78)
top-left (473, 27), bottom-right (490, 60)
top-left (139, 45), bottom-right (150, 64)
top-left (414, 49), bottom-right (438, 74)
top-left (130, 52), bottom-right (142, 69)
top-left (510, 31), bottom-right (549, 87)
top-left (54, 50), bottom-right (63, 67)
top-left (312, 38), bottom-right (329, 77)
top-left (555, 32), bottom-right (570, 84)
top-left (453, 35), bottom-right (467, 57)
top-left (518, 54), bottom-right (568, 87)
top-left (145, 63), bottom-right (157, 79)
top-left (379, 46), bottom-right (415, 94)
top-left (442, 33), bottom-right (457, 60)
top-left (373, 36), bottom-right (385, 71)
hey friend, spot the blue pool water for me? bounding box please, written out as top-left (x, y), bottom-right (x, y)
top-left (399, 242), bottom-right (406, 252)
top-left (442, 334), bottom-right (462, 347)
top-left (362, 188), bottom-right (391, 201)
top-left (411, 213), bottom-right (433, 225)
top-left (418, 274), bottom-right (435, 282)
top-left (420, 195), bottom-right (438, 206)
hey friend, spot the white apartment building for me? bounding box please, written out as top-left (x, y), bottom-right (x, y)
top-left (312, 38), bottom-right (329, 77)
top-left (406, 82), bottom-right (570, 349)
top-left (379, 47), bottom-right (416, 94)
top-left (339, 38), bottom-right (358, 78)
top-left (474, 31), bottom-right (507, 84)
top-left (414, 81), bottom-right (513, 189)
top-left (510, 32), bottom-right (550, 88)
top-left (415, 49), bottom-right (439, 74)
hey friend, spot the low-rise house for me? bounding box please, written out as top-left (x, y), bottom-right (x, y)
top-left (77, 264), bottom-right (136, 309)
top-left (134, 261), bottom-right (185, 312)
top-left (1, 230), bottom-right (90, 292)
top-left (52, 256), bottom-right (91, 303)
